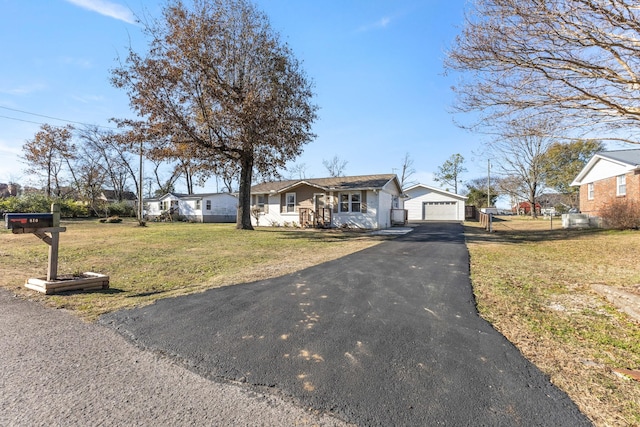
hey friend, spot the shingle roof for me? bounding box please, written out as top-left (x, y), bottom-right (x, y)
top-left (571, 149), bottom-right (640, 185)
top-left (251, 174), bottom-right (398, 194)
top-left (597, 149), bottom-right (640, 166)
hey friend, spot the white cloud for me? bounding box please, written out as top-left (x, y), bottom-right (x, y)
top-left (58, 56), bottom-right (93, 69)
top-left (66, 0), bottom-right (136, 24)
top-left (357, 16), bottom-right (392, 33)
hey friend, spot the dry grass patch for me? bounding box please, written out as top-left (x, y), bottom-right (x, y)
top-left (466, 216), bottom-right (640, 426)
top-left (0, 219), bottom-right (388, 321)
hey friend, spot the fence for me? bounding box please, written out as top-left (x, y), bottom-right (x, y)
top-left (479, 211), bottom-right (493, 232)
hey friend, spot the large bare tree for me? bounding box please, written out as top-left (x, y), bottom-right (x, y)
top-left (112, 0), bottom-right (318, 229)
top-left (491, 117), bottom-right (555, 218)
top-left (446, 0), bottom-right (640, 143)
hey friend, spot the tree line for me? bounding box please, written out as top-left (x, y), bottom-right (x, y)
top-left (17, 122), bottom-right (235, 217)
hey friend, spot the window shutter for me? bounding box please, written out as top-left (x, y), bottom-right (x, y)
top-left (333, 194), bottom-right (339, 213)
top-left (281, 194), bottom-right (286, 213)
top-left (264, 196), bottom-right (269, 214)
top-left (361, 191), bottom-right (367, 213)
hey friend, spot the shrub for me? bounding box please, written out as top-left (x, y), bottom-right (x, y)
top-left (105, 201), bottom-right (136, 217)
top-left (99, 216), bottom-right (123, 223)
top-left (0, 194), bottom-right (88, 217)
top-left (600, 199), bottom-right (640, 230)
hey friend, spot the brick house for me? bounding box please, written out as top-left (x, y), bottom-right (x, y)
top-left (571, 149), bottom-right (640, 217)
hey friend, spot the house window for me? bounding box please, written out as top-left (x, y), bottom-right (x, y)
top-left (161, 201), bottom-right (169, 211)
top-left (206, 200), bottom-right (211, 210)
top-left (286, 193), bottom-right (296, 213)
top-left (617, 175), bottom-right (626, 196)
top-left (587, 183), bottom-right (594, 200)
top-left (392, 196), bottom-right (399, 209)
top-left (195, 200), bottom-right (201, 210)
top-left (255, 194), bottom-right (266, 212)
top-left (339, 192), bottom-right (361, 213)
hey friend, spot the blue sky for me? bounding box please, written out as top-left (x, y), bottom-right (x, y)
top-left (0, 0), bottom-right (487, 193)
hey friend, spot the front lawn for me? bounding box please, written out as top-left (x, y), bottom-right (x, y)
top-left (0, 219), bottom-right (387, 320)
top-left (466, 216), bottom-right (640, 427)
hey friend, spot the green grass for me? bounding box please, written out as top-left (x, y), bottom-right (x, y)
top-left (0, 218), bottom-right (387, 320)
top-left (466, 216), bottom-right (640, 427)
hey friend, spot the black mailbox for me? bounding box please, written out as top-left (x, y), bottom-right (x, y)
top-left (5, 213), bottom-right (54, 230)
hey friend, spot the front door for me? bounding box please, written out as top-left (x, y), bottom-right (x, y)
top-left (314, 194), bottom-right (329, 226)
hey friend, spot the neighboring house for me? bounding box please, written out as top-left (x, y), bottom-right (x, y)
top-left (250, 174), bottom-right (406, 229)
top-left (403, 184), bottom-right (467, 222)
top-left (144, 192), bottom-right (237, 223)
top-left (99, 190), bottom-right (137, 206)
top-left (571, 149), bottom-right (640, 217)
top-left (511, 201), bottom-right (542, 216)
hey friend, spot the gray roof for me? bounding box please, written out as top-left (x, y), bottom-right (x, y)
top-left (251, 174), bottom-right (399, 194)
top-left (597, 149), bottom-right (640, 166)
top-left (143, 192), bottom-right (236, 202)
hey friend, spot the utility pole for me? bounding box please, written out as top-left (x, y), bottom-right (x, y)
top-left (138, 141), bottom-right (144, 224)
top-left (487, 159), bottom-right (491, 208)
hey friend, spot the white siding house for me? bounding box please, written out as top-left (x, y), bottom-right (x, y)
top-left (404, 184), bottom-right (467, 222)
top-left (250, 174), bottom-right (406, 229)
top-left (144, 193), bottom-right (237, 223)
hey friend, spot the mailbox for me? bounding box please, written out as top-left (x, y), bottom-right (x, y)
top-left (5, 213), bottom-right (54, 230)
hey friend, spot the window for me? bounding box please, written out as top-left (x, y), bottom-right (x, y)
top-left (255, 194), bottom-right (266, 212)
top-left (617, 175), bottom-right (626, 196)
top-left (161, 201), bottom-right (169, 211)
top-left (286, 193), bottom-right (296, 213)
top-left (392, 196), bottom-right (399, 209)
top-left (339, 192), bottom-right (362, 213)
top-left (206, 200), bottom-right (211, 210)
top-left (587, 183), bottom-right (594, 200)
top-left (195, 200), bottom-right (201, 210)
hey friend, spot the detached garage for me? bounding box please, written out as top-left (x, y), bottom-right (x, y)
top-left (404, 184), bottom-right (467, 222)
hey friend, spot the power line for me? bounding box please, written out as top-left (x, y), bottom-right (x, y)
top-left (0, 115), bottom-right (46, 126)
top-left (0, 106), bottom-right (119, 130)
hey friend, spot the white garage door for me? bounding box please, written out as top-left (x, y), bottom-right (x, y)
top-left (423, 201), bottom-right (457, 221)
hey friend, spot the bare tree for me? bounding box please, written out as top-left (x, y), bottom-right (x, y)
top-left (112, 0), bottom-right (318, 229)
top-left (74, 137), bottom-right (109, 215)
top-left (149, 157), bottom-right (180, 196)
top-left (490, 117), bottom-right (555, 218)
top-left (398, 153), bottom-right (416, 189)
top-left (21, 124), bottom-right (75, 197)
top-left (288, 162), bottom-right (308, 179)
top-left (446, 0), bottom-right (640, 143)
top-left (322, 155), bottom-right (348, 177)
top-left (78, 126), bottom-right (135, 202)
top-left (434, 154), bottom-right (467, 194)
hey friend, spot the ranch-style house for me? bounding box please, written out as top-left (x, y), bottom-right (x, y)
top-left (144, 192), bottom-right (237, 223)
top-left (250, 174), bottom-right (406, 229)
top-left (571, 149), bottom-right (640, 217)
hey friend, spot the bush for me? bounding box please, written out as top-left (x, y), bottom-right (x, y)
top-left (105, 201), bottom-right (136, 218)
top-left (0, 195), bottom-right (90, 218)
top-left (600, 199), bottom-right (640, 230)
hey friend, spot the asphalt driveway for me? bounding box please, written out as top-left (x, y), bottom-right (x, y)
top-left (100, 222), bottom-right (592, 426)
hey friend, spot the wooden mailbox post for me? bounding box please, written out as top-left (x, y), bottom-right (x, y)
top-left (5, 205), bottom-right (65, 281)
top-left (5, 204), bottom-right (109, 294)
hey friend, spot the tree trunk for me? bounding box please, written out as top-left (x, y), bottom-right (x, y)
top-left (236, 152), bottom-right (254, 230)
